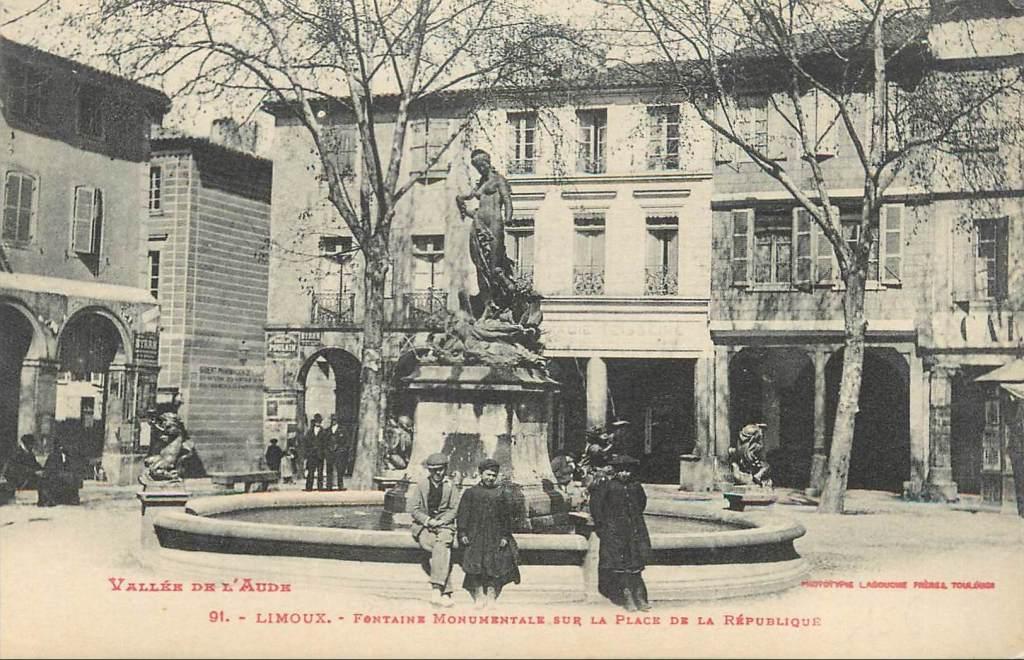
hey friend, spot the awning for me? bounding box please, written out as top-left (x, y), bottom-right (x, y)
top-left (0, 272), bottom-right (155, 306)
top-left (975, 358), bottom-right (1024, 383)
top-left (1001, 383), bottom-right (1024, 401)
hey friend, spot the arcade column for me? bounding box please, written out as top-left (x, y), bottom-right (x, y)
top-left (18, 358), bottom-right (58, 452)
top-left (925, 365), bottom-right (958, 501)
top-left (585, 356), bottom-right (607, 431)
top-left (904, 351), bottom-right (929, 497)
top-left (103, 363), bottom-right (145, 486)
top-left (713, 345), bottom-right (732, 484)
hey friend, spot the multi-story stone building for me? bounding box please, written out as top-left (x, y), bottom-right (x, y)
top-left (707, 2), bottom-right (1024, 505)
top-left (264, 89), bottom-right (716, 483)
top-left (0, 37), bottom-right (169, 484)
top-left (146, 133), bottom-right (273, 472)
top-left (263, 3), bottom-right (1022, 501)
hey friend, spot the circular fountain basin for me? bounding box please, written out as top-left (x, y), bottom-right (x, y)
top-left (151, 490), bottom-right (808, 603)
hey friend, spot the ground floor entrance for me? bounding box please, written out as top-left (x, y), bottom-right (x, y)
top-left (548, 357), bottom-right (697, 485)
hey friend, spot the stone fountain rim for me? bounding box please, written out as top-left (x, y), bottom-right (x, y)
top-left (154, 490), bottom-right (805, 553)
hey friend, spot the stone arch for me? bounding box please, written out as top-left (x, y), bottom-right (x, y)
top-left (53, 307), bottom-right (131, 463)
top-left (729, 347), bottom-right (816, 488)
top-left (57, 306), bottom-right (132, 368)
top-left (0, 297), bottom-right (54, 454)
top-left (0, 295), bottom-right (53, 360)
top-left (297, 347), bottom-right (361, 426)
top-left (824, 347), bottom-right (911, 492)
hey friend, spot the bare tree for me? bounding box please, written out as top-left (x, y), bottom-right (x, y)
top-left (56, 0), bottom-right (584, 488)
top-left (599, 0), bottom-right (1023, 511)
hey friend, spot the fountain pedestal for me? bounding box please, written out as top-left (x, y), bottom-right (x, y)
top-left (384, 364), bottom-right (569, 531)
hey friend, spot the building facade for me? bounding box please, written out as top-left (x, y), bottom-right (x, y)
top-left (147, 137), bottom-right (273, 472)
top-left (264, 90), bottom-right (716, 482)
top-left (707, 4), bottom-right (1024, 503)
top-left (0, 38), bottom-right (169, 484)
top-left (263, 5), bottom-right (1022, 498)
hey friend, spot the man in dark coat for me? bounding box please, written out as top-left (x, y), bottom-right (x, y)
top-left (324, 415), bottom-right (346, 490)
top-left (38, 440), bottom-right (81, 507)
top-left (588, 454), bottom-right (652, 611)
top-left (4, 434), bottom-right (43, 490)
top-left (457, 457), bottom-right (520, 608)
top-left (303, 414), bottom-right (327, 492)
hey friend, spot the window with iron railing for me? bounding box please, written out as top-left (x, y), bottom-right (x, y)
top-left (573, 214), bottom-right (605, 296)
top-left (507, 111), bottom-right (538, 175)
top-left (646, 105), bottom-right (680, 171)
top-left (507, 216), bottom-right (535, 287)
top-left (404, 289), bottom-right (448, 327)
top-left (577, 109), bottom-right (607, 174)
top-left (310, 292), bottom-right (357, 326)
top-left (645, 216), bottom-right (678, 295)
top-left (313, 235), bottom-right (357, 325)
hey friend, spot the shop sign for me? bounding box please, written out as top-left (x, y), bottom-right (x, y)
top-left (134, 332), bottom-right (160, 366)
top-left (267, 333), bottom-right (299, 358)
top-left (299, 331), bottom-right (322, 347)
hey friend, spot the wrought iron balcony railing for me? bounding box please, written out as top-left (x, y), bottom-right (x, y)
top-left (507, 158), bottom-right (536, 175)
top-left (573, 266), bottom-right (605, 296)
top-left (310, 292), bottom-right (357, 326)
top-left (512, 266), bottom-right (534, 289)
top-left (403, 289), bottom-right (448, 328)
top-left (644, 266), bottom-right (678, 296)
top-left (577, 157), bottom-right (606, 174)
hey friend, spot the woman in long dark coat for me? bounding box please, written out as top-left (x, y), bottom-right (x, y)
top-left (588, 454), bottom-right (651, 611)
top-left (457, 457), bottom-right (520, 608)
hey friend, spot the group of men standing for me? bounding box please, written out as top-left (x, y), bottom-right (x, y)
top-left (302, 413), bottom-right (349, 491)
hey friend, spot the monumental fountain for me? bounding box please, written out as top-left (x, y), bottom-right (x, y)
top-left (145, 149), bottom-right (808, 603)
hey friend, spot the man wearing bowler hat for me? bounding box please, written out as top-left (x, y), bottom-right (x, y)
top-left (408, 452), bottom-right (460, 606)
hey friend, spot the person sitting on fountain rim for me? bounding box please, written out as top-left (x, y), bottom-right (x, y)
top-left (408, 452), bottom-right (460, 607)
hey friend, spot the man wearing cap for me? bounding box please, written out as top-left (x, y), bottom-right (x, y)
top-left (408, 452), bottom-right (460, 606)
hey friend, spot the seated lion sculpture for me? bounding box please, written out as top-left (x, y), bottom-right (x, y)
top-left (728, 423), bottom-right (772, 488)
top-left (139, 412), bottom-right (194, 489)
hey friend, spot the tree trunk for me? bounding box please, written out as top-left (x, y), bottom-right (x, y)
top-left (818, 270), bottom-right (868, 513)
top-left (350, 236), bottom-right (388, 489)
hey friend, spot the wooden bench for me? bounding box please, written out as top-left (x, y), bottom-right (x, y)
top-left (210, 471), bottom-right (279, 493)
top-left (372, 475), bottom-right (404, 492)
top-left (724, 491), bottom-right (776, 512)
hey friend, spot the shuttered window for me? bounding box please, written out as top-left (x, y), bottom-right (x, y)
top-left (2, 171), bottom-right (36, 243)
top-left (730, 209), bottom-right (753, 285)
top-left (72, 186), bottom-right (103, 254)
top-left (879, 204), bottom-right (904, 285)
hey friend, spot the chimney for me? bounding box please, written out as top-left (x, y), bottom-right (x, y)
top-left (209, 117), bottom-right (260, 152)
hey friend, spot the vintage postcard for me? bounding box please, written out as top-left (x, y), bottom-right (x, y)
top-left (1, 0), bottom-right (1022, 657)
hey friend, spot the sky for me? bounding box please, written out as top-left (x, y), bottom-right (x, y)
top-left (0, 0), bottom-right (610, 146)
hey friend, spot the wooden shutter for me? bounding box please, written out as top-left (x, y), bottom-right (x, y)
top-left (793, 207), bottom-right (813, 286)
top-left (731, 209), bottom-right (754, 286)
top-left (714, 102), bottom-right (736, 164)
top-left (813, 214), bottom-right (834, 285)
top-left (880, 204), bottom-right (903, 285)
top-left (994, 215), bottom-right (1009, 301)
top-left (767, 93), bottom-right (789, 160)
top-left (426, 119), bottom-right (450, 172)
top-left (72, 187), bottom-right (97, 254)
top-left (408, 119), bottom-right (426, 173)
top-left (951, 220), bottom-right (974, 304)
